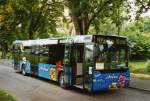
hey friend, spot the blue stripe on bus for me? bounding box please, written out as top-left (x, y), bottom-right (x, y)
top-left (38, 63), bottom-right (57, 81)
top-left (38, 63), bottom-right (51, 79)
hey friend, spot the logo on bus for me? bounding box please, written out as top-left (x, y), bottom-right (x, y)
top-left (106, 75), bottom-right (118, 79)
top-left (39, 67), bottom-right (49, 72)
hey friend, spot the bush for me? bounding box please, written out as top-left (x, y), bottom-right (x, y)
top-left (0, 89), bottom-right (16, 101)
top-left (129, 64), bottom-right (136, 72)
top-left (6, 52), bottom-right (13, 59)
top-left (146, 60), bottom-right (150, 73)
top-left (129, 61), bottom-right (148, 74)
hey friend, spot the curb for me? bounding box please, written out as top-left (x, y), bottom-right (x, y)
top-left (129, 86), bottom-right (150, 93)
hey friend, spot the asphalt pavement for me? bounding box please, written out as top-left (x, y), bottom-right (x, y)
top-left (130, 78), bottom-right (150, 91)
top-left (0, 61), bottom-right (150, 101)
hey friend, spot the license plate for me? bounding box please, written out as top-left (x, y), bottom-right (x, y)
top-left (109, 82), bottom-right (118, 90)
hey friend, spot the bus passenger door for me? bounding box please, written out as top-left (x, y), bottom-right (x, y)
top-left (63, 44), bottom-right (72, 86)
top-left (83, 44), bottom-right (94, 92)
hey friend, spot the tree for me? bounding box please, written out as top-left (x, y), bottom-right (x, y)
top-left (122, 17), bottom-right (150, 60)
top-left (10, 0), bottom-right (64, 39)
top-left (66, 0), bottom-right (128, 35)
top-left (0, 0), bottom-right (64, 58)
top-left (136, 0), bottom-right (150, 19)
top-left (0, 0), bottom-right (14, 58)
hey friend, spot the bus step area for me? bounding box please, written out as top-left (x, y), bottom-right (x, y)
top-left (74, 85), bottom-right (84, 89)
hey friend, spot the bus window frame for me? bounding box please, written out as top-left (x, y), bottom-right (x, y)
top-left (93, 44), bottom-right (129, 71)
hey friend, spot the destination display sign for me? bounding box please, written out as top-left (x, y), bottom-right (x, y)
top-left (94, 36), bottom-right (127, 45)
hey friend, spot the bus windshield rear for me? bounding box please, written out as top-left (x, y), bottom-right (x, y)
top-left (94, 44), bottom-right (128, 70)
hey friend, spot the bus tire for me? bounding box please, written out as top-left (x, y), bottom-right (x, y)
top-left (22, 64), bottom-right (26, 76)
top-left (59, 72), bottom-right (68, 89)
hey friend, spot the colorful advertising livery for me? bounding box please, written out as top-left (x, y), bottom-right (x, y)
top-left (13, 35), bottom-right (130, 92)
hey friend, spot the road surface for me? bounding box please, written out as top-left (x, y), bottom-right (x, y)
top-left (0, 63), bottom-right (150, 101)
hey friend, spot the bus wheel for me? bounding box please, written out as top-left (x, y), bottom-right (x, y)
top-left (22, 64), bottom-right (26, 76)
top-left (59, 72), bottom-right (67, 89)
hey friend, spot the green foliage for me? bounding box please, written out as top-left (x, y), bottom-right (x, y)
top-left (9, 0), bottom-right (64, 39)
top-left (122, 17), bottom-right (150, 60)
top-left (66, 0), bottom-right (129, 35)
top-left (135, 0), bottom-right (150, 19)
top-left (0, 89), bottom-right (16, 101)
top-left (0, 0), bottom-right (64, 58)
top-left (0, 0), bottom-right (64, 40)
top-left (92, 0), bottom-right (129, 35)
top-left (89, 18), bottom-right (117, 35)
top-left (129, 60), bottom-right (148, 74)
top-left (146, 60), bottom-right (150, 73)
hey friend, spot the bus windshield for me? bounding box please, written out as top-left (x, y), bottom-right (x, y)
top-left (94, 44), bottom-right (127, 70)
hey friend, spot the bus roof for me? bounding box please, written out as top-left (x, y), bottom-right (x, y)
top-left (13, 39), bottom-right (58, 47)
top-left (13, 35), bottom-right (127, 47)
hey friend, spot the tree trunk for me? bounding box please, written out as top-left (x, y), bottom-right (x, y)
top-left (69, 11), bottom-right (90, 35)
top-left (1, 43), bottom-right (8, 59)
top-left (1, 49), bottom-right (6, 59)
top-left (29, 32), bottom-right (33, 39)
top-left (67, 0), bottom-right (96, 35)
top-left (82, 15), bottom-right (90, 35)
top-left (67, 0), bottom-right (85, 35)
top-left (71, 14), bottom-right (83, 35)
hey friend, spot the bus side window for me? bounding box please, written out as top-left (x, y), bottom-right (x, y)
top-left (43, 51), bottom-right (48, 56)
top-left (73, 45), bottom-right (83, 63)
top-left (24, 46), bottom-right (32, 53)
top-left (48, 45), bottom-right (65, 65)
top-left (34, 50), bottom-right (40, 55)
top-left (23, 46), bottom-right (32, 61)
top-left (39, 46), bottom-right (49, 64)
top-left (31, 46), bottom-right (35, 54)
top-left (49, 50), bottom-right (56, 64)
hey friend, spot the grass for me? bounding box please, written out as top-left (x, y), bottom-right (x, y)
top-left (131, 73), bottom-right (150, 80)
top-left (0, 89), bottom-right (16, 101)
top-left (129, 60), bottom-right (150, 79)
top-left (129, 60), bottom-right (149, 74)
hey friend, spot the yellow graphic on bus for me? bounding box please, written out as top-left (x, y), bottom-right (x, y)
top-left (50, 67), bottom-right (56, 81)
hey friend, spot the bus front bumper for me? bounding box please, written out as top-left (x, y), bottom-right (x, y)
top-left (91, 70), bottom-right (130, 92)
